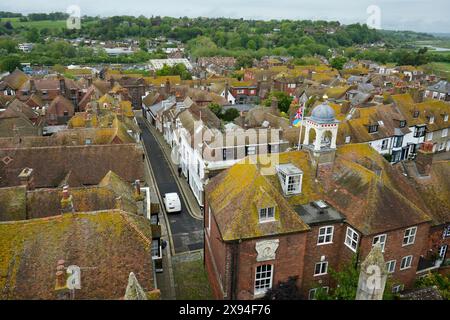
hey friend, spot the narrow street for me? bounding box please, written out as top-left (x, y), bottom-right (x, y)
top-left (137, 117), bottom-right (204, 254)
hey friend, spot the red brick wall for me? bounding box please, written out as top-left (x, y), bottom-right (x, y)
top-left (301, 222), bottom-right (348, 298)
top-left (234, 232), bottom-right (307, 300)
top-left (358, 223), bottom-right (431, 290)
top-left (204, 201), bottom-right (228, 299)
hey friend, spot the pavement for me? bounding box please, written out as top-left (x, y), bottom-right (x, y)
top-left (137, 115), bottom-right (204, 255)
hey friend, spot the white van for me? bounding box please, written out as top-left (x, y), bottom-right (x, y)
top-left (163, 193), bottom-right (181, 213)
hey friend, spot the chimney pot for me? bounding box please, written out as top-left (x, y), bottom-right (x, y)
top-left (18, 167), bottom-right (35, 190)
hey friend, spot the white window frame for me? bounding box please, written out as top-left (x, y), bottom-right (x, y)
top-left (317, 226), bottom-right (334, 245)
top-left (345, 227), bottom-right (359, 252)
top-left (386, 260), bottom-right (396, 273)
top-left (427, 132), bottom-right (433, 141)
top-left (286, 174), bottom-right (302, 194)
top-left (246, 145), bottom-right (257, 155)
top-left (442, 128), bottom-right (448, 137)
top-left (345, 136), bottom-right (351, 144)
top-left (254, 264), bottom-right (273, 295)
top-left (438, 245), bottom-right (447, 259)
top-left (151, 239), bottom-right (162, 259)
top-left (400, 255), bottom-right (413, 270)
top-left (372, 234), bottom-right (387, 252)
top-left (259, 207), bottom-right (275, 223)
top-left (444, 225), bottom-right (450, 238)
top-left (314, 261), bottom-right (328, 276)
top-left (381, 139), bottom-right (389, 150)
top-left (403, 227), bottom-right (417, 246)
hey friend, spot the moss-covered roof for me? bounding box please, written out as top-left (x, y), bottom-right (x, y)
top-left (207, 144), bottom-right (433, 239)
top-left (0, 186), bottom-right (27, 222)
top-left (320, 144), bottom-right (432, 234)
top-left (0, 210), bottom-right (154, 299)
top-left (206, 152), bottom-right (316, 241)
top-left (393, 94), bottom-right (450, 132)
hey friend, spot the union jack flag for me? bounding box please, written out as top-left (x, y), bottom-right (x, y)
top-left (293, 103), bottom-right (305, 127)
top-left (295, 106), bottom-right (304, 120)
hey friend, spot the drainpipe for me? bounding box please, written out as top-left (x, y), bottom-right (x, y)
top-left (230, 239), bottom-right (241, 300)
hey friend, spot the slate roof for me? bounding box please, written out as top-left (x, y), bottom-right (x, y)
top-left (427, 80), bottom-right (450, 94)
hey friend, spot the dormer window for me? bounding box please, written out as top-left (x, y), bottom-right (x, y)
top-left (345, 136), bottom-right (351, 144)
top-left (259, 207), bottom-right (275, 223)
top-left (444, 114), bottom-right (449, 122)
top-left (429, 116), bottom-right (435, 124)
top-left (368, 124), bottom-right (379, 133)
top-left (276, 164), bottom-right (303, 196)
top-left (399, 120), bottom-right (406, 128)
top-left (413, 110), bottom-right (419, 118)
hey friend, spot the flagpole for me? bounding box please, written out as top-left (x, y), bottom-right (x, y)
top-left (297, 103), bottom-right (304, 151)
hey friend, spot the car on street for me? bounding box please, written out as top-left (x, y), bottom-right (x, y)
top-left (163, 192), bottom-right (182, 213)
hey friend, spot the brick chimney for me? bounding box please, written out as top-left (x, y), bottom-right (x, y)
top-left (416, 141), bottom-right (434, 176)
top-left (55, 260), bottom-right (69, 300)
top-left (61, 185), bottom-right (74, 214)
top-left (30, 79), bottom-right (37, 94)
top-left (165, 78), bottom-right (171, 96)
top-left (59, 77), bottom-right (67, 97)
top-left (87, 77), bottom-right (93, 87)
top-left (18, 167), bottom-right (35, 190)
top-left (115, 196), bottom-right (123, 210)
top-left (134, 180), bottom-right (141, 196)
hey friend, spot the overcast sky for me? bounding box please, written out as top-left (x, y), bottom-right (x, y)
top-left (1, 0), bottom-right (449, 33)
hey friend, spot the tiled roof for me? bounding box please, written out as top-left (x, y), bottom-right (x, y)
top-left (207, 144), bottom-right (432, 239)
top-left (0, 69), bottom-right (29, 90)
top-left (0, 144), bottom-right (144, 188)
top-left (0, 211), bottom-right (154, 299)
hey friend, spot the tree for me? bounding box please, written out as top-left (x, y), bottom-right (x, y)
top-left (330, 56), bottom-right (348, 70)
top-left (263, 276), bottom-right (301, 300)
top-left (0, 38), bottom-right (18, 53)
top-left (139, 38), bottom-right (147, 51)
top-left (208, 103), bottom-right (223, 118)
top-left (26, 28), bottom-right (40, 43)
top-left (415, 272), bottom-right (449, 300)
top-left (263, 91), bottom-right (293, 113)
top-left (0, 56), bottom-right (22, 72)
top-left (315, 254), bottom-right (395, 300)
top-left (222, 108), bottom-right (240, 122)
top-left (4, 21), bottom-right (13, 30)
top-left (235, 54), bottom-right (253, 69)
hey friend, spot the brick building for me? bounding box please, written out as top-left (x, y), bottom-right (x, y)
top-left (204, 107), bottom-right (449, 299)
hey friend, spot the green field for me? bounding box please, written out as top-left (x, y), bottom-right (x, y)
top-left (426, 62), bottom-right (450, 81)
top-left (0, 17), bottom-right (66, 29)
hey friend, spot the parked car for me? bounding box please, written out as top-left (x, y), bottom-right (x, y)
top-left (163, 192), bottom-right (181, 213)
